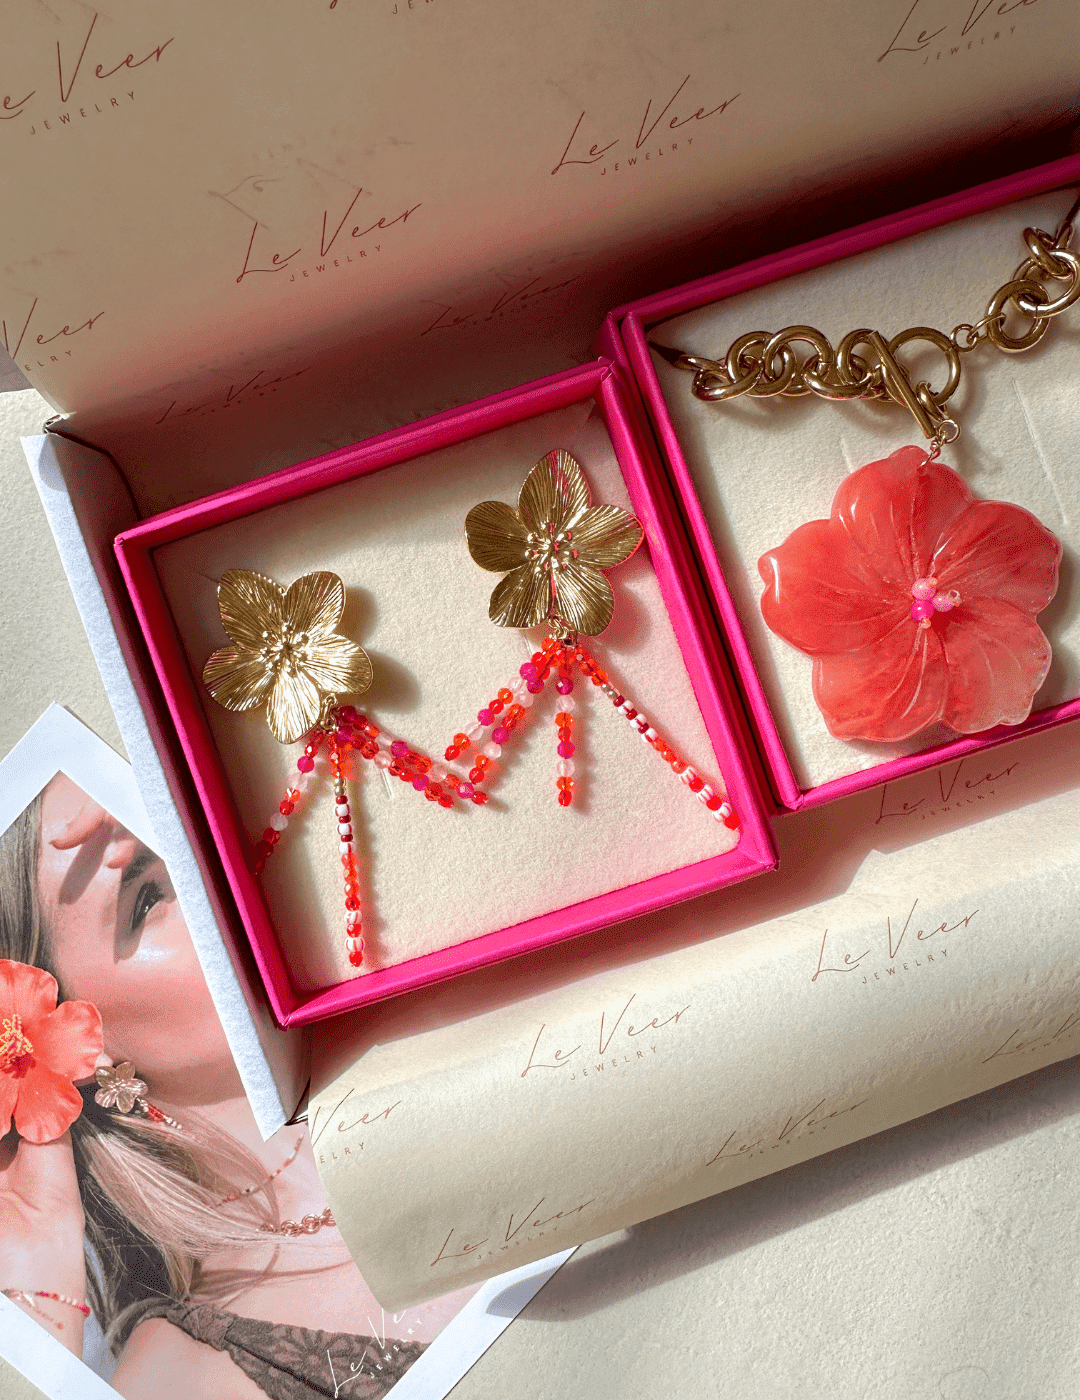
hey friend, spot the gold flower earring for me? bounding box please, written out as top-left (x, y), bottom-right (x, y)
top-left (442, 449), bottom-right (739, 828)
top-left (202, 569), bottom-right (485, 970)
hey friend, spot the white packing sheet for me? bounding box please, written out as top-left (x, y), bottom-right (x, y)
top-left (651, 187), bottom-right (1080, 791)
top-left (309, 714), bottom-right (1080, 1307)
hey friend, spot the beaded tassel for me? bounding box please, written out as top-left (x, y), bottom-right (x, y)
top-left (442, 633), bottom-right (739, 827)
top-left (253, 704), bottom-right (458, 968)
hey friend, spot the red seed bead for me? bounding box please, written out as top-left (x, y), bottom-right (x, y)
top-left (557, 726), bottom-right (572, 742)
top-left (531, 652), bottom-right (545, 665)
top-left (611, 693), bottom-right (624, 707)
top-left (412, 754), bottom-right (431, 773)
top-left (557, 776), bottom-right (575, 791)
top-left (490, 699), bottom-right (504, 715)
top-left (688, 775), bottom-right (704, 793)
top-left (706, 794), bottom-right (723, 811)
top-left (498, 688), bottom-right (513, 704)
top-left (445, 744), bottom-right (461, 760)
top-left (279, 800), bottom-right (293, 815)
top-left (503, 716), bottom-right (518, 732)
top-left (469, 766), bottom-right (485, 783)
top-left (263, 827), bottom-right (279, 845)
top-left (471, 790), bottom-right (489, 805)
top-left (556, 712), bottom-right (573, 726)
top-left (348, 949), bottom-right (364, 967)
top-left (475, 755), bottom-right (490, 771)
top-left (723, 811), bottom-right (741, 829)
top-left (438, 794), bottom-right (453, 808)
top-left (363, 721), bottom-right (380, 739)
top-left (454, 733), bottom-right (471, 750)
top-left (671, 759), bottom-right (687, 774)
top-left (508, 705), bottom-right (524, 720)
top-left (558, 790), bottom-right (573, 807)
top-left (424, 787), bottom-right (439, 802)
top-left (345, 895), bottom-right (361, 911)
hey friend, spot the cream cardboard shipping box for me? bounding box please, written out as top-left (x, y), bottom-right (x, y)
top-left (3, 0), bottom-right (1078, 1135)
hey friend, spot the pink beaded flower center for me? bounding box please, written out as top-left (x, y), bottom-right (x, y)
top-left (909, 576), bottom-right (961, 629)
top-left (0, 1013), bottom-right (34, 1078)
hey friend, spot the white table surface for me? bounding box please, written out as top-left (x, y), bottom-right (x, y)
top-left (2, 385), bottom-right (1077, 1400)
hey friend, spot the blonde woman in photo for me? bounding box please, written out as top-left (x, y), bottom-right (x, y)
top-left (0, 774), bottom-right (472, 1399)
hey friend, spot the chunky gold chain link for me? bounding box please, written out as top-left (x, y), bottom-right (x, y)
top-left (653, 194), bottom-right (1080, 450)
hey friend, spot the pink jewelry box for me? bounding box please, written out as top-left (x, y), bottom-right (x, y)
top-left (114, 358), bottom-right (776, 1026)
top-left (600, 153), bottom-right (1080, 814)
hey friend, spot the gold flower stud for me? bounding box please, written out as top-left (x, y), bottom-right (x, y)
top-left (93, 1062), bottom-right (147, 1115)
top-left (465, 449), bottom-right (643, 636)
top-left (202, 571), bottom-right (372, 744)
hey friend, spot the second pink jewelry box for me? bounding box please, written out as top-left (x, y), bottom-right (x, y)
top-left (114, 359), bottom-right (776, 1026)
top-left (600, 153), bottom-right (1080, 814)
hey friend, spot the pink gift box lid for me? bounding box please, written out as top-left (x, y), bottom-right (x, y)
top-left (601, 152), bottom-right (1080, 813)
top-left (115, 358), bottom-right (776, 1025)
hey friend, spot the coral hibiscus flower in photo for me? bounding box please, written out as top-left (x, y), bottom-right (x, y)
top-left (0, 959), bottom-right (102, 1143)
top-left (757, 446), bottom-right (1062, 743)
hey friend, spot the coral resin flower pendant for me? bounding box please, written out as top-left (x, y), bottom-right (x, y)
top-left (758, 447), bottom-right (1061, 743)
top-left (203, 570), bottom-right (466, 969)
top-left (456, 449), bottom-right (739, 829)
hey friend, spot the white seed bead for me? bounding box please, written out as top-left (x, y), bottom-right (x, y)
top-left (429, 765), bottom-right (447, 783)
top-left (557, 759), bottom-right (576, 777)
top-left (373, 751), bottom-right (391, 769)
top-left (335, 802), bottom-right (350, 818)
top-left (517, 690), bottom-right (535, 708)
top-left (338, 822), bottom-right (353, 837)
top-left (465, 722), bottom-right (484, 741)
top-left (559, 694), bottom-right (577, 711)
top-left (345, 936), bottom-right (363, 953)
top-left (644, 727), bottom-right (658, 743)
top-left (346, 910), bottom-right (362, 927)
top-left (270, 812), bottom-right (288, 832)
top-left (339, 840), bottom-right (352, 854)
top-left (482, 741), bottom-right (501, 759)
top-left (680, 768), bottom-right (697, 785)
top-left (295, 772), bottom-right (311, 793)
top-left (620, 701), bottom-right (635, 717)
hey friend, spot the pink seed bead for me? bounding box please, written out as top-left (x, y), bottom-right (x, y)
top-left (413, 774), bottom-right (430, 790)
top-left (390, 740), bottom-right (409, 759)
top-left (557, 740), bottom-right (575, 758)
top-left (910, 599), bottom-right (934, 622)
top-left (335, 728), bottom-right (352, 745)
top-left (911, 576), bottom-right (938, 600)
top-left (932, 589), bottom-right (959, 613)
top-left (477, 708), bottom-right (494, 726)
top-left (296, 755), bottom-right (315, 773)
top-left (556, 677), bottom-right (573, 695)
top-left (492, 725), bottom-right (509, 744)
top-left (519, 662), bottom-right (538, 680)
top-left (338, 705), bottom-right (357, 722)
top-left (526, 678), bottom-right (544, 694)
top-left (457, 781), bottom-right (475, 799)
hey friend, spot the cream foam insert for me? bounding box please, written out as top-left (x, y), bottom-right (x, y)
top-left (652, 189), bottom-right (1080, 792)
top-left (155, 402), bottom-right (738, 991)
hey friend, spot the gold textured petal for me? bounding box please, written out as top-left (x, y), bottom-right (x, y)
top-left (552, 560), bottom-right (615, 635)
top-left (569, 504), bottom-right (644, 569)
top-left (202, 645), bottom-right (276, 713)
top-left (266, 668), bottom-right (324, 745)
top-left (489, 563), bottom-right (554, 629)
top-left (283, 572), bottom-right (346, 640)
top-left (465, 500), bottom-right (531, 573)
top-left (518, 449), bottom-right (591, 537)
top-left (302, 636), bottom-right (373, 697)
top-left (217, 570), bottom-right (286, 652)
